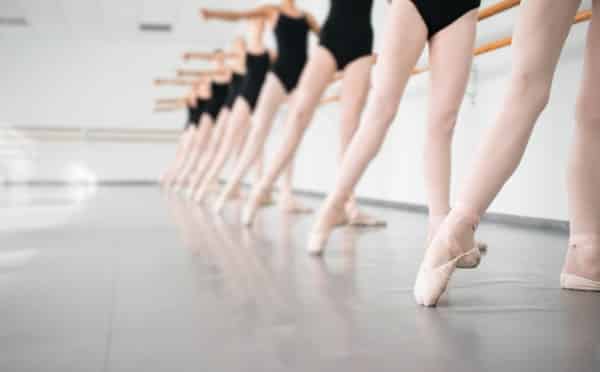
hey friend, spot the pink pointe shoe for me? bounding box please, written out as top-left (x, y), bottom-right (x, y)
top-left (414, 210), bottom-right (482, 306)
top-left (560, 235), bottom-right (600, 291)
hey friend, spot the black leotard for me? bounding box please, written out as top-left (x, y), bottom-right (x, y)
top-left (225, 73), bottom-right (245, 109)
top-left (271, 13), bottom-right (309, 93)
top-left (409, 0), bottom-right (481, 39)
top-left (239, 51), bottom-right (270, 110)
top-left (320, 0), bottom-right (374, 71)
top-left (185, 103), bottom-right (197, 129)
top-left (205, 81), bottom-right (230, 120)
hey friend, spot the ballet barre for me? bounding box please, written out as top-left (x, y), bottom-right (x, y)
top-left (154, 78), bottom-right (200, 86)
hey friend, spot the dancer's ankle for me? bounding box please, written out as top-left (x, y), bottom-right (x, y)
top-left (564, 234), bottom-right (600, 281)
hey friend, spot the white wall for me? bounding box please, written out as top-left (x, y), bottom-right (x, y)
top-left (0, 2), bottom-right (592, 221)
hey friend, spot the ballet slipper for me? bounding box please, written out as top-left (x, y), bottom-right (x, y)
top-left (192, 186), bottom-right (209, 204)
top-left (427, 213), bottom-right (484, 269)
top-left (214, 183), bottom-right (239, 214)
top-left (561, 235), bottom-right (600, 291)
top-left (279, 194), bottom-right (313, 214)
top-left (414, 209), bottom-right (482, 306)
top-left (345, 204), bottom-right (387, 227)
top-left (414, 245), bottom-right (480, 307)
top-left (259, 191), bottom-right (274, 206)
top-left (306, 204), bottom-right (348, 256)
top-left (242, 186), bottom-right (271, 226)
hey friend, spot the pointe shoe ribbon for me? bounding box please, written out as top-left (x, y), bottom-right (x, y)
top-left (560, 235), bottom-right (600, 291)
top-left (450, 206), bottom-right (483, 269)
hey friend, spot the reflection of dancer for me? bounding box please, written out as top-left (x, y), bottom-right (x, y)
top-left (308, 1), bottom-right (482, 258)
top-left (418, 0), bottom-right (600, 306)
top-left (242, 0), bottom-right (386, 228)
top-left (205, 1), bottom-right (321, 214)
top-left (193, 17), bottom-right (273, 203)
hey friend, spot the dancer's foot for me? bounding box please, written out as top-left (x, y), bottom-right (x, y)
top-left (242, 185), bottom-right (271, 227)
top-left (214, 181), bottom-right (240, 214)
top-left (192, 184), bottom-right (209, 204)
top-left (307, 202), bottom-right (348, 256)
top-left (414, 208), bottom-right (482, 306)
top-left (345, 201), bottom-right (386, 227)
top-left (279, 192), bottom-right (313, 214)
top-left (427, 213), bottom-right (487, 268)
top-left (561, 235), bottom-right (600, 291)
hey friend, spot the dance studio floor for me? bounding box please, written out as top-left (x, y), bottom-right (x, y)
top-left (1, 186), bottom-right (599, 372)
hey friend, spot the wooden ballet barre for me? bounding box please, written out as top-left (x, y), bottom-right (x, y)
top-left (320, 8), bottom-right (592, 106)
top-left (156, 98), bottom-right (187, 105)
top-left (183, 51), bottom-right (239, 60)
top-left (176, 68), bottom-right (225, 78)
top-left (154, 78), bottom-right (198, 86)
top-left (320, 0), bottom-right (524, 105)
top-left (478, 0), bottom-right (520, 21)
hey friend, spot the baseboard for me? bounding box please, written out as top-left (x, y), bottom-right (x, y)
top-left (292, 188), bottom-right (569, 233)
top-left (2, 180), bottom-right (569, 233)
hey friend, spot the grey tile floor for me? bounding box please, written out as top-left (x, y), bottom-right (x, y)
top-left (1, 186), bottom-right (599, 372)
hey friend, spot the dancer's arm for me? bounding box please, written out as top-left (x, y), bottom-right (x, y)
top-left (304, 12), bottom-right (321, 34)
top-left (200, 5), bottom-right (277, 22)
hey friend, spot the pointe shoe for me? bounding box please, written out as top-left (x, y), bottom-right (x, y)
top-left (213, 184), bottom-right (238, 214)
top-left (193, 186), bottom-right (208, 204)
top-left (280, 195), bottom-right (313, 214)
top-left (242, 187), bottom-right (269, 227)
top-left (426, 213), bottom-right (483, 270)
top-left (414, 246), bottom-right (480, 307)
top-left (560, 235), bottom-right (600, 291)
top-left (560, 273), bottom-right (600, 291)
top-left (213, 195), bottom-right (228, 214)
top-left (347, 210), bottom-right (387, 227)
top-left (306, 207), bottom-right (348, 256)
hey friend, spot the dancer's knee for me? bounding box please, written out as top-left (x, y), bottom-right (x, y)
top-left (509, 69), bottom-right (552, 115)
top-left (427, 107), bottom-right (459, 140)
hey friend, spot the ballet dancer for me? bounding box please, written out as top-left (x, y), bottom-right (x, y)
top-left (158, 80), bottom-right (211, 186)
top-left (203, 1), bottom-right (321, 214)
top-left (173, 50), bottom-right (232, 190)
top-left (185, 39), bottom-right (248, 196)
top-left (307, 0), bottom-right (482, 259)
top-left (241, 0), bottom-right (387, 228)
top-left (417, 0), bottom-right (600, 306)
top-left (192, 17), bottom-right (273, 204)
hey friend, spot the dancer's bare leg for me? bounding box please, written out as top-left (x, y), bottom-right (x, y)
top-left (421, 0), bottom-right (582, 305)
top-left (308, 0), bottom-right (428, 254)
top-left (563, 0), bottom-right (600, 287)
top-left (243, 47), bottom-right (337, 224)
top-left (194, 100), bottom-right (251, 202)
top-left (173, 116), bottom-right (212, 188)
top-left (189, 110), bottom-right (230, 198)
top-left (278, 160), bottom-right (313, 214)
top-left (423, 6), bottom-right (477, 242)
top-left (337, 57), bottom-right (386, 227)
top-left (214, 74), bottom-right (287, 210)
top-left (161, 129), bottom-right (192, 186)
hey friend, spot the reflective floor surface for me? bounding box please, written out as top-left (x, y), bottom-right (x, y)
top-left (1, 186), bottom-right (599, 372)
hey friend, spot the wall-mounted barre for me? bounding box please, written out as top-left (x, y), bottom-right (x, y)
top-left (321, 7), bottom-right (592, 106)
